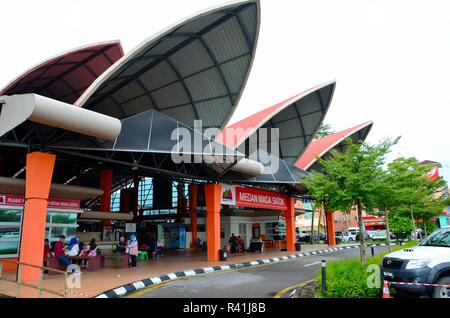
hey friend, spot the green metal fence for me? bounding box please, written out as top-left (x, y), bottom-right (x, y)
top-left (0, 259), bottom-right (68, 298)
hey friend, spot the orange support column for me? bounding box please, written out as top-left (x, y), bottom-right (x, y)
top-left (189, 184), bottom-right (198, 248)
top-left (205, 184), bottom-right (221, 261)
top-left (285, 197), bottom-right (296, 252)
top-left (19, 152), bottom-right (56, 282)
top-left (326, 211), bottom-right (336, 246)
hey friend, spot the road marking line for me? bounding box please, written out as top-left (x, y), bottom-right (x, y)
top-left (274, 279), bottom-right (316, 298)
top-left (304, 261), bottom-right (321, 267)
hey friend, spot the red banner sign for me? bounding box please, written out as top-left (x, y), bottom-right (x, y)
top-left (221, 185), bottom-right (288, 210)
top-left (0, 194), bottom-right (80, 210)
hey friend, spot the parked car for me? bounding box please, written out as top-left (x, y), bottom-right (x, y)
top-left (341, 231), bottom-right (353, 243)
top-left (335, 231), bottom-right (353, 243)
top-left (335, 231), bottom-right (344, 243)
top-left (347, 228), bottom-right (359, 241)
top-left (381, 226), bottom-right (450, 298)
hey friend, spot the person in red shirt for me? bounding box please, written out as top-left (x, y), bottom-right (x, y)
top-left (43, 238), bottom-right (51, 260)
top-left (43, 238), bottom-right (51, 271)
top-left (53, 235), bottom-right (72, 268)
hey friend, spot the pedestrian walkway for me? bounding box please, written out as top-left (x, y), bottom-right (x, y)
top-left (0, 244), bottom-right (328, 298)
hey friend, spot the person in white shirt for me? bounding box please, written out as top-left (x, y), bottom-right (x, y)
top-left (67, 236), bottom-right (80, 256)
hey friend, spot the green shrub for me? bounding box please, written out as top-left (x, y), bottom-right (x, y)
top-left (316, 241), bottom-right (417, 298)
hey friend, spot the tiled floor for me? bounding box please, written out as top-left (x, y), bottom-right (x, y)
top-left (0, 244), bottom-right (328, 298)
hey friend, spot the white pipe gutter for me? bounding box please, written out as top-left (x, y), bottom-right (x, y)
top-left (0, 94), bottom-right (121, 140)
top-left (0, 176), bottom-right (103, 200)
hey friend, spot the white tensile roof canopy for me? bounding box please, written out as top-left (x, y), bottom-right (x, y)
top-left (76, 0), bottom-right (261, 130)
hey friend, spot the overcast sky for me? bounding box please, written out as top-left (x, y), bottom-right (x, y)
top-left (1, 0), bottom-right (449, 182)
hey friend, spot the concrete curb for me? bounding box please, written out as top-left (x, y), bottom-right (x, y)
top-left (95, 242), bottom-right (398, 298)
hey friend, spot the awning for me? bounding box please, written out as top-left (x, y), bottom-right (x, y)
top-left (49, 109), bottom-right (245, 179)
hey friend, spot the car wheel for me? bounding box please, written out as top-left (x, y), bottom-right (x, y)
top-left (349, 238), bottom-right (353, 242)
top-left (432, 276), bottom-right (450, 298)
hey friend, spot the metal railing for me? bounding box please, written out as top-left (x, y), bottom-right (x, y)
top-left (0, 259), bottom-right (68, 298)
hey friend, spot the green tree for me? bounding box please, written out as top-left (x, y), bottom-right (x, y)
top-left (389, 215), bottom-right (413, 240)
top-left (386, 158), bottom-right (446, 239)
top-left (304, 138), bottom-right (397, 265)
top-left (314, 123), bottom-right (335, 139)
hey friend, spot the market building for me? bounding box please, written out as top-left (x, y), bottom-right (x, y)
top-left (0, 0), bottom-right (339, 288)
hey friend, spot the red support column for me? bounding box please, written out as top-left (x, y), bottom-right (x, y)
top-left (133, 176), bottom-right (139, 214)
top-left (189, 184), bottom-right (198, 248)
top-left (19, 152), bottom-right (56, 283)
top-left (285, 197), bottom-right (296, 252)
top-left (326, 211), bottom-right (336, 246)
top-left (205, 184), bottom-right (221, 261)
top-left (100, 169), bottom-right (113, 230)
top-left (99, 169), bottom-right (113, 212)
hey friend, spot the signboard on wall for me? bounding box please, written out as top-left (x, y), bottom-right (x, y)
top-left (221, 184), bottom-right (236, 206)
top-left (0, 194), bottom-right (80, 210)
top-left (220, 185), bottom-right (288, 210)
top-left (125, 223), bottom-right (136, 233)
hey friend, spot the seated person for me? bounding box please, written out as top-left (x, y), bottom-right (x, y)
top-left (78, 239), bottom-right (98, 268)
top-left (237, 236), bottom-right (245, 252)
top-left (139, 242), bottom-right (150, 252)
top-left (248, 237), bottom-right (264, 253)
top-left (229, 233), bottom-right (239, 253)
top-left (88, 238), bottom-right (98, 257)
top-left (67, 236), bottom-right (80, 257)
top-left (196, 237), bottom-right (204, 249)
top-left (79, 244), bottom-right (90, 256)
top-left (116, 236), bottom-right (127, 253)
top-left (53, 235), bottom-right (74, 271)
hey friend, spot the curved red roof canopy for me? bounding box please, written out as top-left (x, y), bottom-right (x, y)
top-left (295, 121), bottom-right (373, 171)
top-left (0, 41), bottom-right (124, 104)
top-left (218, 81), bottom-right (336, 164)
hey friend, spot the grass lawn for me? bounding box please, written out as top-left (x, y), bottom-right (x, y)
top-left (316, 240), bottom-right (418, 298)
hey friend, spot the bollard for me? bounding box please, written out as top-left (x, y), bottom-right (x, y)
top-left (371, 246), bottom-right (375, 257)
top-left (321, 260), bottom-right (327, 297)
